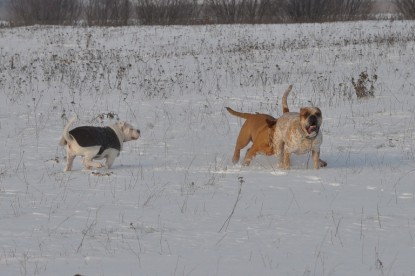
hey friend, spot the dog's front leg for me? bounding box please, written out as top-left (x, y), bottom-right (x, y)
top-left (82, 156), bottom-right (104, 170)
top-left (233, 129), bottom-right (251, 164)
top-left (243, 146), bottom-right (264, 166)
top-left (105, 153), bottom-right (118, 169)
top-left (312, 150), bottom-right (320, 169)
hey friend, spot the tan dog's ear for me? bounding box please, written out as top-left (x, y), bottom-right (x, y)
top-left (299, 108), bottom-right (310, 118)
top-left (266, 119), bottom-right (277, 128)
top-left (315, 108), bottom-right (322, 117)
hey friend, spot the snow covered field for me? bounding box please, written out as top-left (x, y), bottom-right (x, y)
top-left (0, 21), bottom-right (415, 275)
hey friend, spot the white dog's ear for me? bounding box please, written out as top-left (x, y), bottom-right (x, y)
top-left (117, 121), bottom-right (126, 128)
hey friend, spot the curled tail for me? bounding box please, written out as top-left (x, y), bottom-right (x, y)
top-left (225, 107), bottom-right (252, 119)
top-left (282, 84), bottom-right (293, 113)
top-left (59, 116), bottom-right (77, 146)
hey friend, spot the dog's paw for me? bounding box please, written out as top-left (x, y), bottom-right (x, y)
top-left (242, 160), bottom-right (251, 166)
top-left (91, 162), bottom-right (105, 169)
top-left (319, 159), bottom-right (327, 168)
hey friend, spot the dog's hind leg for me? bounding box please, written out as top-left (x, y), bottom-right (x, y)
top-left (273, 139), bottom-right (285, 169)
top-left (283, 148), bottom-right (291, 169)
top-left (65, 153), bottom-right (76, 172)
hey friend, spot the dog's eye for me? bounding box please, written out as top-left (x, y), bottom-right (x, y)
top-left (315, 112), bottom-right (321, 117)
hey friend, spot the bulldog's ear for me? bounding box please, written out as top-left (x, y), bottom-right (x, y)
top-left (266, 119), bottom-right (277, 128)
top-left (300, 108), bottom-right (310, 118)
top-left (315, 108), bottom-right (322, 116)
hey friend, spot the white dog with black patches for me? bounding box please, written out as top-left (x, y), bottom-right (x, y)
top-left (59, 117), bottom-right (140, 172)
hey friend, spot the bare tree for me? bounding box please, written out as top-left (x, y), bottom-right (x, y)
top-left (283, 0), bottom-right (333, 22)
top-left (283, 0), bottom-right (372, 22)
top-left (205, 0), bottom-right (282, 23)
top-left (204, 0), bottom-right (243, 23)
top-left (394, 0), bottom-right (415, 19)
top-left (333, 0), bottom-right (372, 20)
top-left (134, 0), bottom-right (200, 25)
top-left (9, 0), bottom-right (82, 25)
top-left (242, 0), bottom-right (281, 23)
top-left (85, 0), bottom-right (131, 26)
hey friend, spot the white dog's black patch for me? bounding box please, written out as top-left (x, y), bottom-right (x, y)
top-left (69, 126), bottom-right (121, 155)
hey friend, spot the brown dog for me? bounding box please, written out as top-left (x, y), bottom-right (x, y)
top-left (272, 85), bottom-right (327, 169)
top-left (226, 108), bottom-right (277, 166)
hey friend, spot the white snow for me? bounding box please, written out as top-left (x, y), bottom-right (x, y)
top-left (1, 21), bottom-right (415, 275)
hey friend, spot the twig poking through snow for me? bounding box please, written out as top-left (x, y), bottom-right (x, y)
top-left (218, 177), bottom-right (244, 233)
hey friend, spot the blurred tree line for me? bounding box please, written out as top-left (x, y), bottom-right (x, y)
top-left (4, 0), bottom-right (414, 26)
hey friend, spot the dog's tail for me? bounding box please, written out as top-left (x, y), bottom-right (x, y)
top-left (282, 84), bottom-right (293, 113)
top-left (59, 116), bottom-right (77, 146)
top-left (225, 107), bottom-right (252, 119)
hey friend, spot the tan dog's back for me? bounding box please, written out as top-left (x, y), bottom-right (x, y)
top-left (226, 107), bottom-right (274, 141)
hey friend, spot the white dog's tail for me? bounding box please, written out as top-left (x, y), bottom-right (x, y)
top-left (282, 84), bottom-right (293, 113)
top-left (59, 116), bottom-right (77, 146)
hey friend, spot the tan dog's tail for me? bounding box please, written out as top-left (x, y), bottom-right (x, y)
top-left (282, 85), bottom-right (293, 113)
top-left (59, 116), bottom-right (77, 146)
top-left (225, 107), bottom-right (252, 119)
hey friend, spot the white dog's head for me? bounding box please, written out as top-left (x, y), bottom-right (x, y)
top-left (115, 121), bottom-right (140, 142)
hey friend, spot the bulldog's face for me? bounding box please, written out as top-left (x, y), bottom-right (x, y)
top-left (300, 107), bottom-right (322, 138)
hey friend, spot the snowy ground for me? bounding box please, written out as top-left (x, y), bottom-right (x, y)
top-left (0, 21), bottom-right (415, 275)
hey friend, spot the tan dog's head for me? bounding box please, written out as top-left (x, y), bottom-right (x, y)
top-left (299, 107), bottom-right (322, 138)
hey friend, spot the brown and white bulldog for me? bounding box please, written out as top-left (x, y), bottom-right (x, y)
top-left (272, 85), bottom-right (327, 169)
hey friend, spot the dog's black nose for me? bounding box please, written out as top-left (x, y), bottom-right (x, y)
top-left (137, 129), bottom-right (141, 134)
top-left (309, 115), bottom-right (317, 125)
